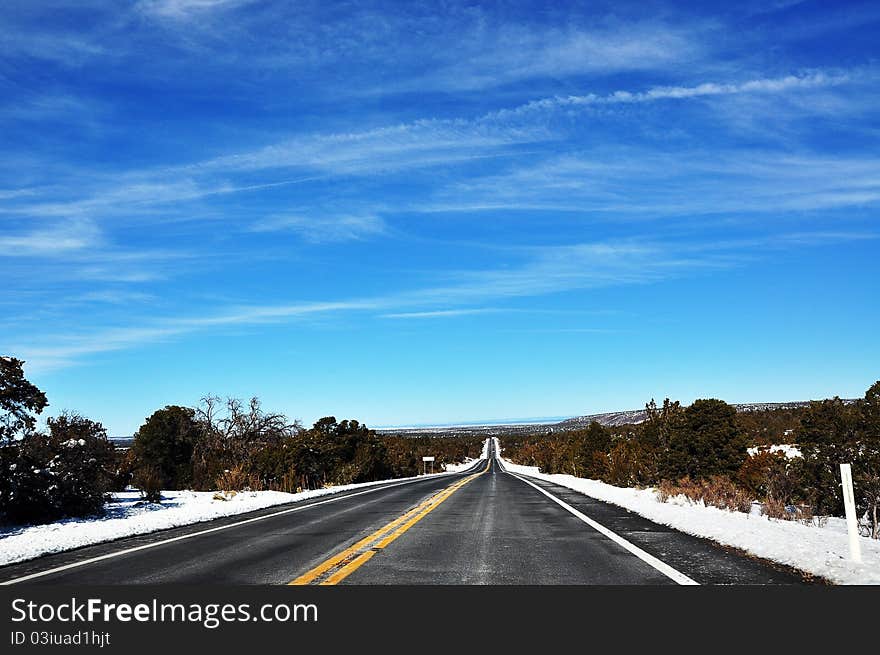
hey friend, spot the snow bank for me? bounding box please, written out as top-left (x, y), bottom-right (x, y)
top-left (496, 441), bottom-right (879, 585)
top-left (443, 439), bottom-right (490, 472)
top-left (0, 471), bottom-right (454, 566)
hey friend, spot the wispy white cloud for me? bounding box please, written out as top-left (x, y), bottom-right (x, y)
top-left (1, 68), bottom-right (861, 231)
top-left (0, 121), bottom-right (548, 225)
top-left (0, 179), bottom-right (219, 219)
top-left (488, 71), bottom-right (852, 120)
top-left (423, 149), bottom-right (880, 216)
top-left (0, 93), bottom-right (103, 128)
top-left (0, 189), bottom-right (37, 201)
top-left (498, 327), bottom-right (627, 334)
top-left (72, 290), bottom-right (158, 305)
top-left (137, 0), bottom-right (257, 20)
top-left (8, 227), bottom-right (871, 373)
top-left (0, 26), bottom-right (107, 67)
top-left (195, 120), bottom-right (549, 175)
top-left (171, 299), bottom-right (385, 328)
top-left (759, 2), bottom-right (880, 43)
top-left (14, 325), bottom-right (186, 374)
top-left (422, 243), bottom-right (724, 304)
top-left (408, 22), bottom-right (703, 92)
top-left (250, 214), bottom-right (386, 243)
top-left (379, 308), bottom-right (500, 320)
top-left (0, 220), bottom-right (101, 256)
top-left (696, 231), bottom-right (880, 252)
top-left (197, 72), bottom-right (852, 177)
top-left (10, 298), bottom-right (386, 373)
top-left (120, 5), bottom-right (712, 95)
top-left (4, 238), bottom-right (727, 371)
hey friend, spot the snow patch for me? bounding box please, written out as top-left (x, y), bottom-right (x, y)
top-left (747, 444), bottom-right (803, 459)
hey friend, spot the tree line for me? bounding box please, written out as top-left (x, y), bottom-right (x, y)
top-left (0, 357), bottom-right (484, 525)
top-left (129, 395), bottom-right (483, 496)
top-left (499, 382), bottom-right (880, 538)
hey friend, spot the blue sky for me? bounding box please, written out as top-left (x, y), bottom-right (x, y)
top-left (1, 0), bottom-right (879, 435)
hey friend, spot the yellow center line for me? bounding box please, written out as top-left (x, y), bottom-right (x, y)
top-left (290, 459), bottom-right (491, 586)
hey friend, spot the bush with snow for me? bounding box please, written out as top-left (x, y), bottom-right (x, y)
top-left (0, 414), bottom-right (116, 525)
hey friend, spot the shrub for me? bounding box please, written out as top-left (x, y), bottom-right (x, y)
top-left (737, 451), bottom-right (788, 499)
top-left (1, 432), bottom-right (56, 523)
top-left (702, 476), bottom-right (753, 513)
top-left (602, 440), bottom-right (658, 487)
top-left (760, 497), bottom-right (789, 520)
top-left (133, 465), bottom-right (163, 503)
top-left (47, 415), bottom-right (116, 518)
top-left (107, 448), bottom-right (135, 493)
top-left (761, 497), bottom-right (819, 525)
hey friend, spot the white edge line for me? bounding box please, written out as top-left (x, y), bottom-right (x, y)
top-left (493, 438), bottom-right (696, 585)
top-left (1, 460), bottom-right (486, 585)
top-left (505, 469), bottom-right (699, 586)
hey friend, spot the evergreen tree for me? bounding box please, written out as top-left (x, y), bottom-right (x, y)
top-left (578, 421), bottom-right (612, 478)
top-left (666, 399), bottom-right (746, 480)
top-left (855, 381), bottom-right (880, 537)
top-left (0, 357), bottom-right (48, 442)
top-left (641, 398), bottom-right (684, 450)
top-left (797, 398), bottom-right (859, 515)
top-left (131, 405), bottom-right (200, 490)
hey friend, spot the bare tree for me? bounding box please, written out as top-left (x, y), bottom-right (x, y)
top-left (191, 395), bottom-right (300, 489)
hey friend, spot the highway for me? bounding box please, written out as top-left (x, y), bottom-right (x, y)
top-left (0, 441), bottom-right (806, 585)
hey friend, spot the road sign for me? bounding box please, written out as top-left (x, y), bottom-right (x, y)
top-left (422, 456), bottom-right (435, 462)
top-left (422, 456), bottom-right (434, 475)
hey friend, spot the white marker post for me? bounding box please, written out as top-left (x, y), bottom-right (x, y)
top-left (422, 456), bottom-right (435, 475)
top-left (840, 463), bottom-right (862, 564)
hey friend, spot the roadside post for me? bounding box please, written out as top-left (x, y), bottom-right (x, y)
top-left (422, 456), bottom-right (435, 475)
top-left (840, 463), bottom-right (862, 564)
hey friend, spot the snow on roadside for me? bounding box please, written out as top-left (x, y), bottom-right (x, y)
top-left (494, 439), bottom-right (880, 584)
top-left (0, 471), bottom-right (456, 567)
top-left (444, 459), bottom-right (476, 472)
top-left (443, 439), bottom-right (490, 472)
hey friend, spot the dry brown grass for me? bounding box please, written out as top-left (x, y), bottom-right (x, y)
top-left (215, 465), bottom-right (263, 492)
top-left (760, 497), bottom-right (824, 526)
top-left (656, 475), bottom-right (752, 513)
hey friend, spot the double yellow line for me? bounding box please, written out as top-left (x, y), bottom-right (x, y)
top-left (290, 460), bottom-right (490, 585)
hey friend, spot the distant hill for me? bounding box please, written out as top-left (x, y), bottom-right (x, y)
top-left (552, 401), bottom-right (849, 430)
top-left (110, 436), bottom-right (134, 450)
top-left (378, 400), bottom-right (858, 438)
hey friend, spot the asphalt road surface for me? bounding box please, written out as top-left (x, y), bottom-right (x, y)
top-left (0, 441), bottom-right (807, 585)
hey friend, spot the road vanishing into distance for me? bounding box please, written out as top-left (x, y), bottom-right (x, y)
top-left (0, 441), bottom-right (806, 585)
